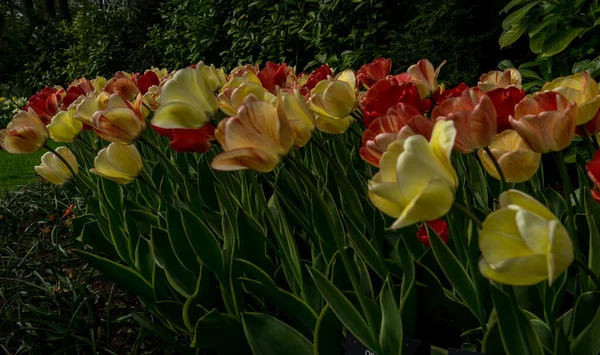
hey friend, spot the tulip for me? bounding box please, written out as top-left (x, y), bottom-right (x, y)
top-left (432, 83), bottom-right (469, 105)
top-left (277, 90), bottom-right (315, 147)
top-left (368, 120), bottom-right (458, 229)
top-left (417, 219), bottom-right (449, 247)
top-left (218, 71), bottom-right (275, 116)
top-left (136, 71), bottom-right (160, 95)
top-left (204, 64), bottom-right (227, 92)
top-left (478, 68), bottom-right (522, 92)
top-left (542, 71), bottom-right (600, 125)
top-left (230, 64), bottom-right (260, 77)
top-left (315, 115), bottom-right (355, 134)
top-left (24, 87), bottom-right (62, 125)
top-left (485, 87), bottom-right (526, 132)
top-left (479, 189), bottom-right (573, 286)
top-left (257, 62), bottom-right (289, 94)
top-left (432, 89), bottom-right (497, 153)
top-left (91, 77), bottom-right (108, 92)
top-left (587, 149), bottom-right (600, 203)
top-left (357, 58), bottom-right (392, 88)
top-left (360, 103), bottom-right (434, 167)
top-left (510, 92), bottom-right (577, 153)
top-left (47, 110), bottom-right (83, 143)
top-left (0, 111), bottom-right (49, 154)
top-left (104, 72), bottom-right (139, 102)
top-left (152, 123), bottom-right (216, 153)
top-left (360, 79), bottom-right (430, 127)
top-left (91, 94), bottom-right (145, 144)
top-left (90, 142), bottom-right (143, 184)
top-left (308, 69), bottom-right (357, 121)
top-left (152, 62), bottom-right (219, 129)
top-left (73, 91), bottom-right (109, 125)
top-left (406, 59), bottom-right (445, 99)
top-left (477, 130), bottom-right (541, 183)
top-left (34, 147), bottom-right (78, 185)
top-left (61, 78), bottom-right (95, 110)
top-left (300, 64), bottom-right (333, 96)
top-left (212, 96), bottom-right (293, 172)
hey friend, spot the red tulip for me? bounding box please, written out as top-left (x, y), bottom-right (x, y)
top-left (587, 149), bottom-right (600, 203)
top-left (61, 78), bottom-right (95, 110)
top-left (432, 83), bottom-right (469, 105)
top-left (485, 87), bottom-right (526, 132)
top-left (417, 219), bottom-right (449, 247)
top-left (24, 87), bottom-right (62, 124)
top-left (360, 79), bottom-right (431, 127)
top-left (357, 58), bottom-right (392, 88)
top-left (152, 123), bottom-right (216, 153)
top-left (301, 64), bottom-right (333, 96)
top-left (136, 71), bottom-right (160, 95)
top-left (257, 62), bottom-right (289, 94)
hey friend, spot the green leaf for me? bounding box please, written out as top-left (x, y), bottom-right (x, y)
top-left (396, 238), bottom-right (416, 338)
top-left (314, 305), bottom-right (344, 355)
top-left (502, 0), bottom-right (538, 14)
top-left (482, 318), bottom-right (505, 354)
top-left (183, 266), bottom-right (210, 332)
top-left (180, 208), bottom-right (224, 280)
top-left (491, 286), bottom-right (544, 355)
top-left (242, 312), bottom-right (314, 355)
top-left (570, 298), bottom-right (600, 355)
top-left (344, 212), bottom-right (387, 278)
top-left (541, 28), bottom-right (584, 57)
top-left (75, 250), bottom-right (155, 302)
top-left (498, 59), bottom-right (515, 69)
top-left (428, 224), bottom-right (482, 324)
top-left (166, 205), bottom-right (199, 274)
top-left (586, 189), bottom-right (600, 280)
top-left (379, 278), bottom-right (403, 355)
top-left (134, 236), bottom-right (155, 282)
top-left (467, 155), bottom-right (489, 212)
top-left (153, 300), bottom-right (187, 332)
top-left (500, 24), bottom-right (528, 48)
top-left (151, 227), bottom-right (196, 297)
top-left (571, 292), bottom-right (600, 337)
top-left (192, 309), bottom-right (250, 353)
top-left (502, 1), bottom-right (539, 30)
top-left (307, 267), bottom-right (381, 353)
top-left (131, 312), bottom-right (193, 355)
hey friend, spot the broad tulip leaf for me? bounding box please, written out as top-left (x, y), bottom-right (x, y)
top-left (467, 155), bottom-right (489, 212)
top-left (570, 300), bottom-right (600, 355)
top-left (396, 238), bottom-right (416, 338)
top-left (344, 212), bottom-right (387, 278)
top-left (131, 312), bottom-right (193, 355)
top-left (482, 319), bottom-right (504, 354)
top-left (314, 305), bottom-right (344, 355)
top-left (166, 204), bottom-right (200, 274)
top-left (154, 300), bottom-right (187, 332)
top-left (308, 267), bottom-right (381, 353)
top-left (192, 309), bottom-right (250, 353)
top-left (75, 250), bottom-right (155, 302)
top-left (183, 266), bottom-right (211, 332)
top-left (586, 189), bottom-right (600, 281)
top-left (151, 227), bottom-right (196, 297)
top-left (242, 312), bottom-right (314, 355)
top-left (571, 292), bottom-right (600, 337)
top-left (101, 178), bottom-right (123, 212)
top-left (134, 236), bottom-right (155, 282)
top-left (180, 208), bottom-right (224, 280)
top-left (379, 278), bottom-right (403, 355)
top-left (490, 286), bottom-right (544, 355)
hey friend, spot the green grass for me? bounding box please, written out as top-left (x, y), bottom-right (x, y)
top-left (0, 142), bottom-right (59, 192)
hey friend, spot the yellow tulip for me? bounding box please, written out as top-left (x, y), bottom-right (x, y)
top-left (479, 189), bottom-right (573, 286)
top-left (477, 130), bottom-right (540, 183)
top-left (90, 143), bottom-right (142, 184)
top-left (217, 71), bottom-right (274, 116)
top-left (212, 96), bottom-right (293, 172)
top-left (204, 64), bottom-right (227, 91)
top-left (542, 71), bottom-right (600, 125)
top-left (34, 147), bottom-right (78, 185)
top-left (73, 91), bottom-right (109, 125)
top-left (91, 76), bottom-right (107, 92)
top-left (0, 111), bottom-right (49, 154)
top-left (151, 62), bottom-right (219, 129)
top-left (277, 90), bottom-right (315, 147)
top-left (91, 94), bottom-right (145, 144)
top-left (368, 120), bottom-right (458, 229)
top-left (308, 69), bottom-right (357, 121)
top-left (407, 59), bottom-right (446, 99)
top-left (478, 68), bottom-right (522, 92)
top-left (47, 110), bottom-right (83, 143)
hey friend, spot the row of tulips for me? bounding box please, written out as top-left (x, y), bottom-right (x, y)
top-left (3, 56), bottom-right (600, 354)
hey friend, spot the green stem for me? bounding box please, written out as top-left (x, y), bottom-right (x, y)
top-left (483, 146), bottom-right (506, 193)
top-left (284, 156), bottom-right (376, 330)
top-left (453, 202), bottom-right (483, 229)
top-left (552, 151), bottom-right (581, 255)
top-left (138, 173), bottom-right (169, 204)
top-left (573, 258), bottom-right (600, 290)
top-left (348, 124), bottom-right (363, 139)
top-left (580, 125), bottom-right (599, 152)
top-left (311, 135), bottom-right (345, 173)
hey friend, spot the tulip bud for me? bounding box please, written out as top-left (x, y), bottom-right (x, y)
top-left (212, 96), bottom-right (293, 172)
top-left (510, 92), bottom-right (577, 153)
top-left (432, 89), bottom-right (497, 153)
top-left (91, 94), bottom-right (145, 144)
top-left (479, 190), bottom-right (573, 286)
top-left (277, 90), bottom-right (315, 147)
top-left (90, 143), bottom-right (143, 184)
top-left (74, 91), bottom-right (109, 125)
top-left (0, 111), bottom-right (49, 154)
top-left (417, 219), bottom-right (449, 247)
top-left (368, 120), bottom-right (458, 229)
top-left (542, 71), bottom-right (600, 125)
top-left (34, 147), bottom-right (78, 185)
top-left (104, 72), bottom-right (139, 102)
top-left (48, 111), bottom-right (83, 143)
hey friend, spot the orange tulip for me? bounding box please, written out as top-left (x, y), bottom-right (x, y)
top-left (104, 72), bottom-right (139, 102)
top-left (212, 95), bottom-right (293, 172)
top-left (90, 94), bottom-right (145, 144)
top-left (432, 89), bottom-right (497, 153)
top-left (510, 92), bottom-right (577, 153)
top-left (0, 111), bottom-right (49, 154)
top-left (478, 68), bottom-right (522, 92)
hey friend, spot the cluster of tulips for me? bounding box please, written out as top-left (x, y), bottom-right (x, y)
top-left (3, 58), bottom-right (600, 288)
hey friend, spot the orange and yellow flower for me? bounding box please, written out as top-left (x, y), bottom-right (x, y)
top-left (0, 111), bottom-right (49, 154)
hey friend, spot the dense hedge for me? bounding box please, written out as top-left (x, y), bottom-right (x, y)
top-left (0, 0), bottom-right (528, 97)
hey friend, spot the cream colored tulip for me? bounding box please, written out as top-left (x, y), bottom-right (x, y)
top-left (479, 190), bottom-right (573, 286)
top-left (217, 71), bottom-right (273, 116)
top-left (0, 111), bottom-right (49, 154)
top-left (542, 71), bottom-right (600, 125)
top-left (90, 143), bottom-right (143, 184)
top-left (91, 94), bottom-right (145, 144)
top-left (478, 68), bottom-right (522, 92)
top-left (47, 111), bottom-right (83, 143)
top-left (308, 69), bottom-right (357, 121)
top-left (407, 59), bottom-right (446, 99)
top-left (277, 90), bottom-right (315, 147)
top-left (35, 147), bottom-right (78, 185)
top-left (74, 91), bottom-right (109, 125)
top-left (368, 120), bottom-right (458, 229)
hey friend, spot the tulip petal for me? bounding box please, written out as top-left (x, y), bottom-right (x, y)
top-left (323, 80), bottom-right (355, 118)
top-left (315, 115), bottom-right (354, 134)
top-left (499, 189), bottom-right (556, 221)
top-left (35, 165), bottom-right (68, 185)
top-left (479, 256), bottom-right (549, 286)
top-left (211, 147), bottom-right (280, 172)
top-left (479, 208), bottom-right (533, 264)
top-left (152, 101), bottom-right (209, 129)
top-left (577, 95), bottom-right (600, 125)
top-left (547, 220), bottom-right (573, 285)
top-left (515, 209), bottom-right (551, 254)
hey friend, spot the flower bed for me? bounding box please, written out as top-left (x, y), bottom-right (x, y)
top-left (1, 58), bottom-right (600, 354)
